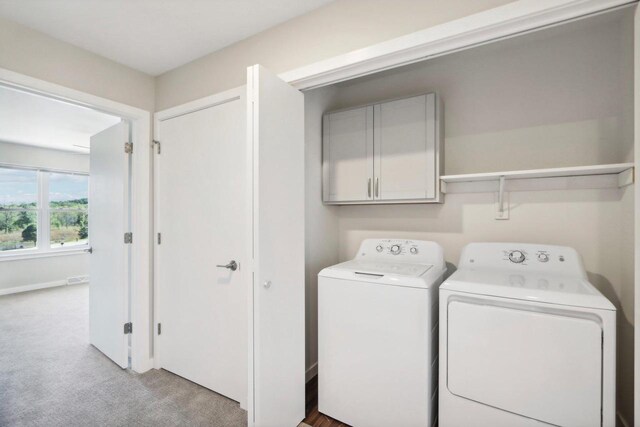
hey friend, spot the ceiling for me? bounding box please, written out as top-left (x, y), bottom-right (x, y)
top-left (0, 0), bottom-right (333, 76)
top-left (0, 86), bottom-right (121, 152)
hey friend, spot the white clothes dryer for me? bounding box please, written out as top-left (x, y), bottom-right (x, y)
top-left (439, 243), bottom-right (616, 427)
top-left (319, 239), bottom-right (446, 427)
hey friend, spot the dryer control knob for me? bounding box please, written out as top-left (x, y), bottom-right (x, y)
top-left (410, 247), bottom-right (418, 254)
top-left (390, 244), bottom-right (401, 255)
top-left (537, 253), bottom-right (549, 263)
top-left (508, 250), bottom-right (526, 264)
top-left (376, 245), bottom-right (383, 252)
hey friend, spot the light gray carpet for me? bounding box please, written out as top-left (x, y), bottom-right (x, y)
top-left (0, 284), bottom-right (247, 427)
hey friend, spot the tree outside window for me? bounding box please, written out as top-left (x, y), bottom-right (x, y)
top-left (49, 173), bottom-right (89, 248)
top-left (0, 168), bottom-right (38, 252)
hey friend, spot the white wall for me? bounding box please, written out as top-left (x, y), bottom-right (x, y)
top-left (305, 9), bottom-right (635, 424)
top-left (0, 15), bottom-right (154, 111)
top-left (0, 140), bottom-right (89, 171)
top-left (155, 0), bottom-right (515, 110)
top-left (0, 141), bottom-right (90, 293)
top-left (304, 86), bottom-right (340, 377)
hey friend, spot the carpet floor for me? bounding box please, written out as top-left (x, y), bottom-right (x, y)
top-left (0, 284), bottom-right (247, 427)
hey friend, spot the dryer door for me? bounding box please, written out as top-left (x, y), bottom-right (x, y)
top-left (447, 299), bottom-right (602, 427)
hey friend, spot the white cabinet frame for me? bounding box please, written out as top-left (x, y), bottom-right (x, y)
top-left (322, 93), bottom-right (443, 205)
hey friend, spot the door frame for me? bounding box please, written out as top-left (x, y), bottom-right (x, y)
top-left (0, 67), bottom-right (153, 373)
top-left (153, 86), bottom-right (249, 408)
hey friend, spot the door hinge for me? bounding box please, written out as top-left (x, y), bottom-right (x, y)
top-left (153, 140), bottom-right (161, 154)
top-left (124, 322), bottom-right (133, 334)
top-left (124, 232), bottom-right (133, 244)
top-left (124, 142), bottom-right (133, 154)
top-left (157, 323), bottom-right (162, 335)
top-left (157, 233), bottom-right (161, 245)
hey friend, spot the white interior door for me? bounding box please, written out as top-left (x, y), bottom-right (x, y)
top-left (156, 92), bottom-right (247, 405)
top-left (247, 64), bottom-right (305, 427)
top-left (89, 121), bottom-right (130, 368)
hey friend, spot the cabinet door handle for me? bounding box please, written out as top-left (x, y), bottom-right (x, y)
top-left (375, 178), bottom-right (379, 198)
top-left (368, 178), bottom-right (372, 198)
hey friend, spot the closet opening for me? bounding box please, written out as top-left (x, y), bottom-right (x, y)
top-left (302, 5), bottom-right (635, 425)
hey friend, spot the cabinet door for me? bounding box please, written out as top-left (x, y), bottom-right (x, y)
top-left (323, 106), bottom-right (374, 202)
top-left (374, 94), bottom-right (436, 201)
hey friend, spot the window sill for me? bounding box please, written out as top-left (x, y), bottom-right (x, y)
top-left (0, 247), bottom-right (89, 262)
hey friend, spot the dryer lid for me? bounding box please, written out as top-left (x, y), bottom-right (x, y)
top-left (442, 268), bottom-right (615, 310)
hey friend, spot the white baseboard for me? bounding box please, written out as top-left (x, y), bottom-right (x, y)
top-left (306, 362), bottom-right (318, 382)
top-left (0, 279), bottom-right (69, 296)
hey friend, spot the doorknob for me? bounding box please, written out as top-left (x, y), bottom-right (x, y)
top-left (216, 260), bottom-right (238, 271)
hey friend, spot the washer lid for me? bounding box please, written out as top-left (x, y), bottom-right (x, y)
top-left (442, 268), bottom-right (615, 310)
top-left (319, 260), bottom-right (437, 288)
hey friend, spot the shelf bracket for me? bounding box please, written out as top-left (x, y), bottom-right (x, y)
top-left (495, 175), bottom-right (509, 220)
top-left (617, 167), bottom-right (634, 187)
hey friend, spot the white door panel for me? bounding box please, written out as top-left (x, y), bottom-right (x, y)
top-left (156, 96), bottom-right (247, 403)
top-left (448, 300), bottom-right (602, 427)
top-left (247, 64), bottom-right (305, 427)
top-left (323, 106), bottom-right (373, 202)
top-left (89, 121), bottom-right (130, 368)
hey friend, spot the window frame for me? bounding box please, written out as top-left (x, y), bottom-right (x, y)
top-left (0, 164), bottom-right (89, 260)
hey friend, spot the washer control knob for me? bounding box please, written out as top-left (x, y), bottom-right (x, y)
top-left (390, 244), bottom-right (401, 255)
top-left (537, 253), bottom-right (549, 263)
top-left (376, 245), bottom-right (383, 252)
top-left (508, 250), bottom-right (526, 264)
top-left (410, 247), bottom-right (418, 254)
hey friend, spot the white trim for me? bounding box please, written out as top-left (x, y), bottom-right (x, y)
top-left (0, 161), bottom-right (89, 175)
top-left (0, 138), bottom-right (91, 155)
top-left (154, 86), bottom-right (244, 121)
top-left (0, 247), bottom-right (88, 262)
top-left (305, 362), bottom-right (318, 383)
top-left (0, 279), bottom-right (67, 296)
top-left (0, 68), bottom-right (153, 374)
top-left (280, 0), bottom-right (636, 91)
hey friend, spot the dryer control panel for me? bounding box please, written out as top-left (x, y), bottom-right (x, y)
top-left (459, 242), bottom-right (586, 278)
top-left (355, 239), bottom-right (445, 269)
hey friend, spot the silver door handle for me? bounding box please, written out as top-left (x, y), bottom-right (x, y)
top-left (216, 260), bottom-right (238, 271)
top-left (368, 178), bottom-right (372, 198)
top-left (375, 178), bottom-right (379, 198)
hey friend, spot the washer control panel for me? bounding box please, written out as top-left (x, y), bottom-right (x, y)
top-left (355, 239), bottom-right (444, 268)
top-left (364, 240), bottom-right (420, 257)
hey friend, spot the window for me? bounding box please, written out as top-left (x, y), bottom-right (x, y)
top-left (0, 166), bottom-right (89, 256)
top-left (0, 168), bottom-right (38, 252)
top-left (49, 173), bottom-right (89, 248)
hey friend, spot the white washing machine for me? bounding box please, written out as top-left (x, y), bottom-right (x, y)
top-left (439, 243), bottom-right (616, 427)
top-left (318, 239), bottom-right (446, 427)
